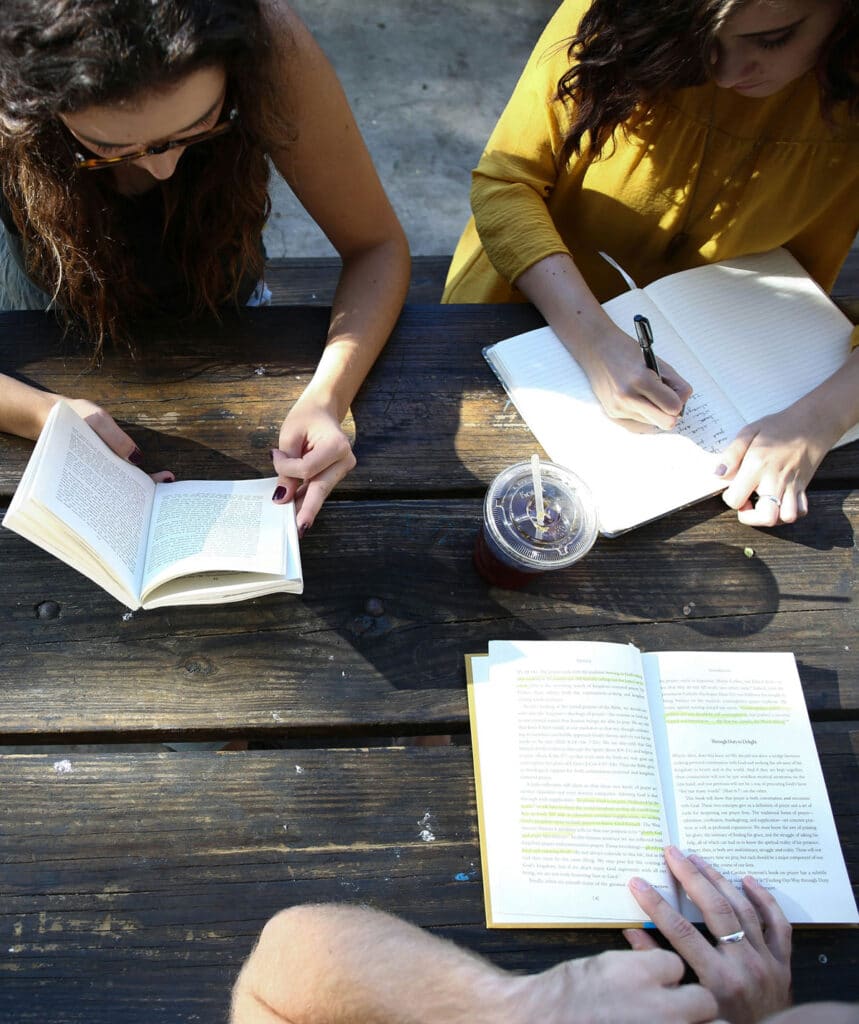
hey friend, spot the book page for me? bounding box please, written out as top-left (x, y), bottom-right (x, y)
top-left (645, 651), bottom-right (858, 925)
top-left (470, 640), bottom-right (676, 926)
top-left (3, 401), bottom-right (154, 604)
top-left (140, 478), bottom-right (289, 596)
top-left (485, 304), bottom-right (745, 534)
top-left (645, 249), bottom-right (859, 444)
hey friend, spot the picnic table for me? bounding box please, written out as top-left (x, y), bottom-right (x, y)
top-left (1, 257), bottom-right (857, 1022)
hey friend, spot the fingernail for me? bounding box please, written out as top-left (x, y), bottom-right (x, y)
top-left (272, 486), bottom-right (287, 502)
top-left (129, 447), bottom-right (144, 466)
top-left (298, 523), bottom-right (309, 539)
top-left (629, 877), bottom-right (650, 892)
top-left (270, 448), bottom-right (279, 461)
top-left (714, 463), bottom-right (727, 477)
top-left (665, 845), bottom-right (684, 860)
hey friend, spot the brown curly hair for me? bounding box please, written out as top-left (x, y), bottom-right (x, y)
top-left (557, 0), bottom-right (859, 158)
top-left (0, 0), bottom-right (294, 355)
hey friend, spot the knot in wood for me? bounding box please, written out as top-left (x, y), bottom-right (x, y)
top-left (182, 656), bottom-right (214, 676)
top-left (35, 600), bottom-right (61, 620)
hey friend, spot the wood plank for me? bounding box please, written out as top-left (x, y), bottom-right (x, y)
top-left (1, 491), bottom-right (856, 741)
top-left (265, 254), bottom-right (452, 305)
top-left (1, 304), bottom-right (857, 500)
top-left (1, 742), bottom-right (856, 1023)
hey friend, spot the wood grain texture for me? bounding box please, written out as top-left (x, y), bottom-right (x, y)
top-left (0, 491), bottom-right (856, 740)
top-left (1, 742), bottom-right (856, 1023)
top-left (1, 304), bottom-right (857, 499)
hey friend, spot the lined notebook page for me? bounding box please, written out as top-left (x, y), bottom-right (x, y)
top-left (646, 249), bottom-right (859, 444)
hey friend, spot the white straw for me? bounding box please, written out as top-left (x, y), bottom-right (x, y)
top-left (531, 453), bottom-right (545, 526)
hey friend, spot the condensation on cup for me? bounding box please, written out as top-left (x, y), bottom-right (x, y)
top-left (473, 459), bottom-right (599, 589)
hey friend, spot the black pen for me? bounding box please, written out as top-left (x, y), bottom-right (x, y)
top-left (633, 314), bottom-right (661, 378)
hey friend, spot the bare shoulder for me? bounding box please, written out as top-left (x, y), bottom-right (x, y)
top-left (258, 0), bottom-right (316, 67)
top-left (257, 0), bottom-right (340, 110)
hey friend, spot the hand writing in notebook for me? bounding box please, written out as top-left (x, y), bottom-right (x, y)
top-left (715, 346), bottom-right (859, 526)
top-left (515, 253), bottom-right (693, 430)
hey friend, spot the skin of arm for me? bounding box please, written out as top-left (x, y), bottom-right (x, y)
top-left (717, 345), bottom-right (859, 526)
top-left (264, 1), bottom-right (410, 533)
top-left (515, 253), bottom-right (691, 430)
top-left (230, 902), bottom-right (718, 1024)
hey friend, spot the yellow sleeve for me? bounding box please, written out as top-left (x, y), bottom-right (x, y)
top-left (470, 0), bottom-right (590, 286)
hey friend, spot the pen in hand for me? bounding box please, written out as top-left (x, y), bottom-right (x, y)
top-left (634, 313), bottom-right (686, 419)
top-left (633, 314), bottom-right (661, 378)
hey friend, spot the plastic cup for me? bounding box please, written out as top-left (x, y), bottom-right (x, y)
top-left (473, 460), bottom-right (599, 589)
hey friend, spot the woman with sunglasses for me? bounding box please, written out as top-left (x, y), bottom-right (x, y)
top-left (444, 0), bottom-right (858, 529)
top-left (0, 0), bottom-right (410, 531)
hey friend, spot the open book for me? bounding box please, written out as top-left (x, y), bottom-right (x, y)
top-left (2, 401), bottom-right (303, 610)
top-left (466, 640), bottom-right (858, 928)
top-left (484, 248), bottom-right (859, 535)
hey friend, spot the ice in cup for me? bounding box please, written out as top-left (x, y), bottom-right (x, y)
top-left (473, 459), bottom-right (599, 589)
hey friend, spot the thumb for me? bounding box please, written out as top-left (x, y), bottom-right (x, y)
top-left (714, 427), bottom-right (753, 482)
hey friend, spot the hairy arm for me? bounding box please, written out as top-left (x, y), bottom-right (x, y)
top-left (230, 903), bottom-right (717, 1024)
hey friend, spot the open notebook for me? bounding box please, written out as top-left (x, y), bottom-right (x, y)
top-left (484, 248), bottom-right (859, 535)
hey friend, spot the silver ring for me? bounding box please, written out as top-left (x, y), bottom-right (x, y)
top-left (757, 494), bottom-right (781, 507)
top-left (717, 929), bottom-right (746, 944)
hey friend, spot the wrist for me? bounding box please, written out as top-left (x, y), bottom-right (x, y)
top-left (294, 379), bottom-right (348, 424)
top-left (0, 377), bottom-right (60, 441)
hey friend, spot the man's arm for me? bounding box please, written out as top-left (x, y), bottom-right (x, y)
top-left (230, 903), bottom-right (717, 1024)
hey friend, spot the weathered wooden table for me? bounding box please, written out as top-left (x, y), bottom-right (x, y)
top-left (1, 295), bottom-right (857, 1022)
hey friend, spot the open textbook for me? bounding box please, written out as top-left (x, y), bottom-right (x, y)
top-left (2, 400), bottom-right (303, 610)
top-left (466, 641), bottom-right (858, 928)
top-left (483, 248), bottom-right (859, 536)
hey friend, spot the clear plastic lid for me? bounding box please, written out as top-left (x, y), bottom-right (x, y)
top-left (484, 460), bottom-right (598, 571)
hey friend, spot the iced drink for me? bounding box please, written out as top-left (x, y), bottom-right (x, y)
top-left (473, 460), bottom-right (598, 589)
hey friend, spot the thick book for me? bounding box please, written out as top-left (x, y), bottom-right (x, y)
top-left (483, 248), bottom-right (859, 536)
top-left (2, 400), bottom-right (303, 610)
top-left (466, 640), bottom-right (858, 928)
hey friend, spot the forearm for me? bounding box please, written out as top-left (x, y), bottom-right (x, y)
top-left (230, 904), bottom-right (528, 1024)
top-left (0, 373), bottom-right (58, 440)
top-left (515, 252), bottom-right (619, 364)
top-left (298, 234), bottom-right (409, 421)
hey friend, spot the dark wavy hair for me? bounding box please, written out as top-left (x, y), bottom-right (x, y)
top-left (0, 0), bottom-right (291, 354)
top-left (557, 0), bottom-right (859, 158)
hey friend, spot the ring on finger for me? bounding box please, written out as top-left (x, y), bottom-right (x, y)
top-left (716, 929), bottom-right (746, 944)
top-left (756, 494), bottom-right (781, 507)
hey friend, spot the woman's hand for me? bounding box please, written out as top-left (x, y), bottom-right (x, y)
top-left (63, 398), bottom-right (175, 482)
top-left (625, 845), bottom-right (792, 1024)
top-left (717, 406), bottom-right (837, 527)
top-left (574, 321), bottom-right (692, 430)
top-left (270, 394), bottom-right (356, 536)
top-left (717, 347), bottom-right (859, 527)
top-left (514, 254), bottom-right (692, 430)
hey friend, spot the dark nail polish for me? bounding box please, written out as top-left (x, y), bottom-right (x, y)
top-left (714, 463), bottom-right (727, 477)
top-left (298, 523), bottom-right (309, 539)
top-left (272, 485), bottom-right (287, 502)
top-left (128, 447), bottom-right (144, 467)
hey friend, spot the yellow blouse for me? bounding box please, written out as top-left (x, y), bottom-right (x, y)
top-left (443, 0), bottom-right (859, 325)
